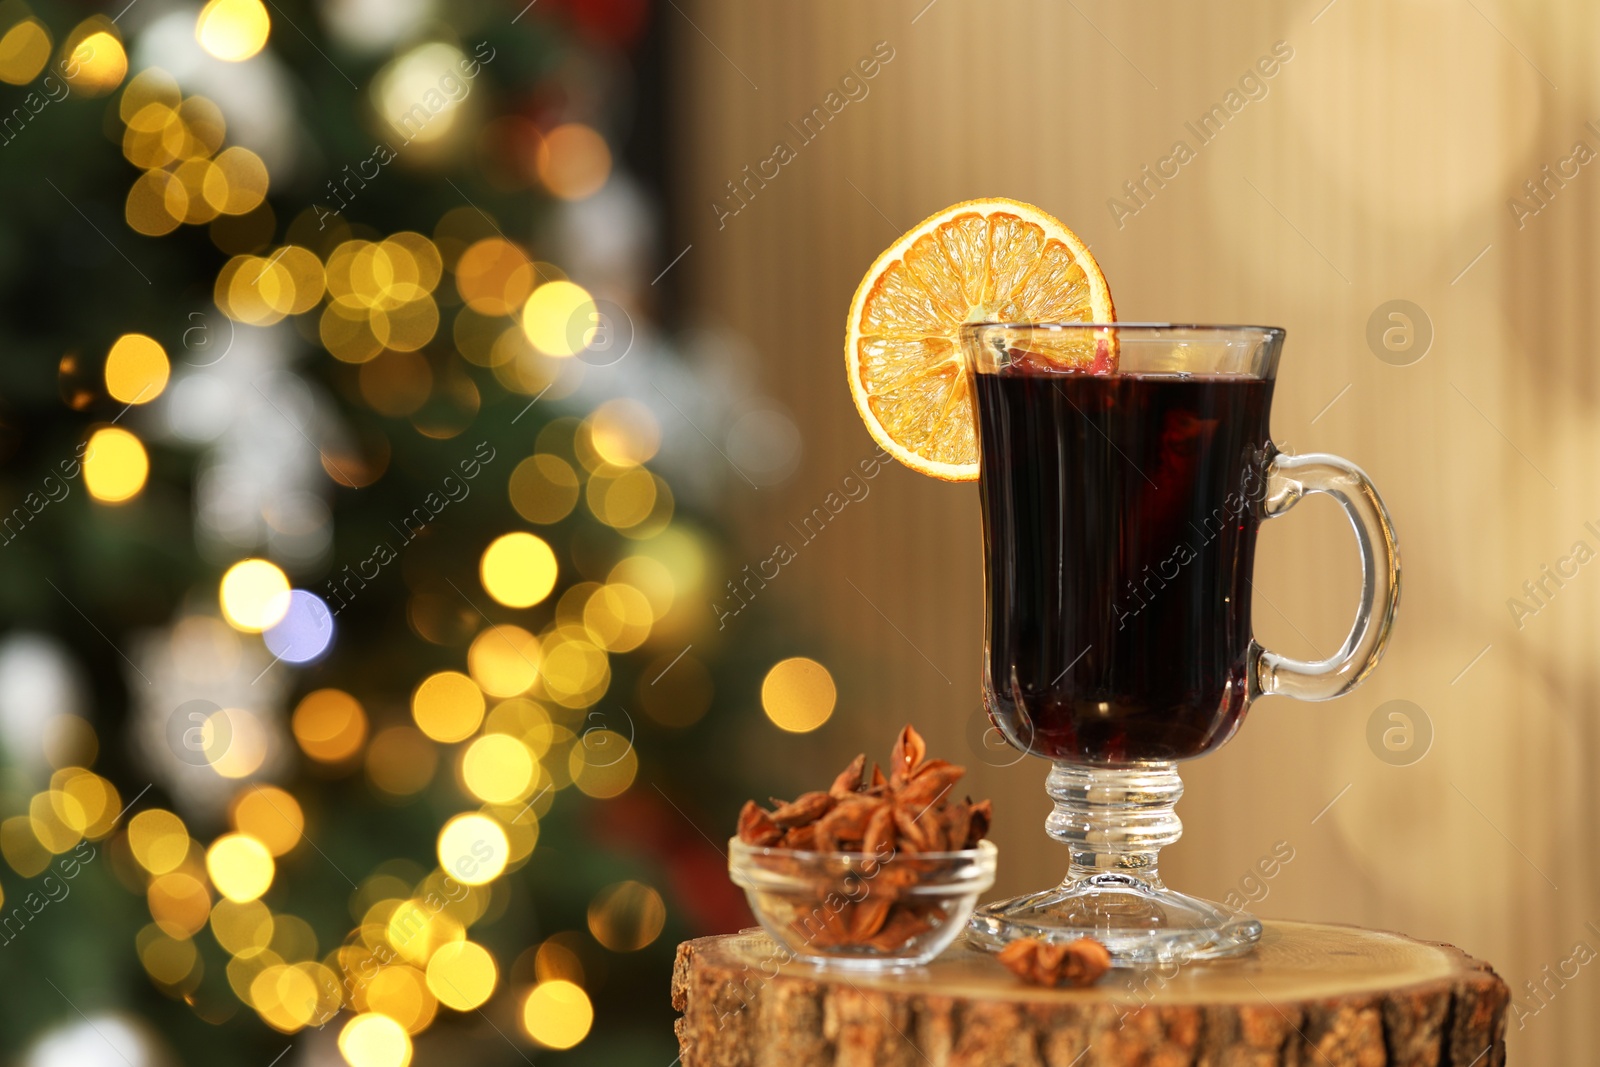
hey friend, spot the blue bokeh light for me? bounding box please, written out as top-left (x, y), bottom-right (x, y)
top-left (264, 590), bottom-right (335, 664)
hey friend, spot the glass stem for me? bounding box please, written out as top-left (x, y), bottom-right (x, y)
top-left (1045, 761), bottom-right (1183, 887)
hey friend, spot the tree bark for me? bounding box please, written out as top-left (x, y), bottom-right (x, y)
top-left (672, 920), bottom-right (1508, 1066)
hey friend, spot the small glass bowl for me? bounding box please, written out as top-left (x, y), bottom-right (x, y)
top-left (728, 838), bottom-right (997, 968)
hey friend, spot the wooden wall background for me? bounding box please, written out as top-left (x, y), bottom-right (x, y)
top-left (668, 1), bottom-right (1597, 1060)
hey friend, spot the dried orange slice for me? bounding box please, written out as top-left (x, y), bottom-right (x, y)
top-left (845, 198), bottom-right (1115, 481)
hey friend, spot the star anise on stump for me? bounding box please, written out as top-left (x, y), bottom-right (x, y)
top-left (734, 724), bottom-right (992, 951)
top-left (996, 936), bottom-right (1112, 988)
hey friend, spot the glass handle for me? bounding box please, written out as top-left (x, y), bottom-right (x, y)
top-left (1249, 451), bottom-right (1401, 701)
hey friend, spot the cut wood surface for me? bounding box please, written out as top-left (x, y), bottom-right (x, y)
top-left (672, 920), bottom-right (1508, 1066)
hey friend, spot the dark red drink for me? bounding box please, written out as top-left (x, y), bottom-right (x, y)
top-left (974, 369), bottom-right (1275, 763)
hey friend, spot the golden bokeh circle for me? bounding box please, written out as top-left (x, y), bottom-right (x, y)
top-left (83, 426), bottom-right (149, 503)
top-left (292, 688), bottom-right (367, 763)
top-left (760, 657), bottom-right (837, 733)
top-left (480, 532), bottom-right (558, 609)
top-left (425, 940), bottom-right (497, 1011)
top-left (338, 1012), bottom-right (413, 1067)
top-left (206, 833), bottom-right (275, 902)
top-left (104, 333), bottom-right (169, 404)
top-left (436, 813), bottom-right (508, 886)
top-left (411, 671), bottom-right (485, 743)
top-left (219, 558), bottom-right (291, 632)
top-left (521, 979), bottom-right (593, 1049)
top-left (586, 880), bottom-right (666, 952)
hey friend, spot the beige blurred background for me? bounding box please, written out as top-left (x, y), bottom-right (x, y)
top-left (671, 0), bottom-right (1595, 1060)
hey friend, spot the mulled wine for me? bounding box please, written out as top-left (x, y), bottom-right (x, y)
top-left (962, 323), bottom-right (1398, 963)
top-left (974, 369), bottom-right (1275, 763)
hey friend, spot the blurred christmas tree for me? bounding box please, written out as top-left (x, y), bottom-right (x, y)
top-left (0, 0), bottom-right (760, 1063)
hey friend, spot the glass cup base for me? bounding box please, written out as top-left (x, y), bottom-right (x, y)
top-left (964, 760), bottom-right (1263, 964)
top-left (966, 873), bottom-right (1263, 964)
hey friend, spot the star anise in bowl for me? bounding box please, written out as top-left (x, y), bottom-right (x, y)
top-left (728, 724), bottom-right (997, 968)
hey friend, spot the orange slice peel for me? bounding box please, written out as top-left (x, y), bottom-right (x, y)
top-left (845, 198), bottom-right (1115, 481)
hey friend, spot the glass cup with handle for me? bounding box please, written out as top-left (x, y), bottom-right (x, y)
top-left (961, 323), bottom-right (1399, 963)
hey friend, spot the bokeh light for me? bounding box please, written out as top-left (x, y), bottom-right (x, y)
top-left (53, 768), bottom-right (119, 838)
top-left (521, 979), bottom-right (592, 1049)
top-left (761, 657), bottom-right (837, 733)
top-left (1, 816), bottom-right (48, 877)
top-left (119, 67), bottom-right (179, 122)
top-left (436, 813), bottom-right (507, 886)
top-left (521, 281), bottom-right (597, 357)
top-left (83, 426), bottom-right (148, 504)
top-left (535, 632), bottom-right (610, 709)
top-left (455, 238), bottom-right (534, 316)
top-left (138, 924), bottom-right (198, 987)
top-left (582, 584), bottom-right (652, 652)
top-left (508, 454), bottom-right (579, 525)
top-left (196, 0), bottom-right (270, 62)
top-left (411, 671), bottom-right (484, 743)
top-left (206, 833), bottom-right (275, 902)
top-left (586, 880), bottom-right (666, 952)
top-left (358, 350), bottom-right (432, 415)
top-left (128, 809), bottom-right (189, 875)
top-left (568, 730), bottom-right (636, 798)
top-left (363, 964), bottom-right (435, 1032)
top-left (461, 734), bottom-right (535, 804)
top-left (466, 625), bottom-right (540, 697)
top-left (263, 590), bottom-right (335, 663)
top-left (533, 934), bottom-right (586, 984)
top-left (104, 333), bottom-right (169, 405)
top-left (589, 399), bottom-right (660, 466)
top-left (210, 146), bottom-right (270, 215)
top-left (373, 42), bottom-right (468, 147)
top-left (229, 785), bottom-right (303, 856)
top-left (210, 707), bottom-right (270, 778)
top-left (211, 898), bottom-right (274, 956)
top-left (125, 169), bottom-right (184, 237)
top-left (610, 555), bottom-right (675, 619)
top-left (479, 532), bottom-right (558, 608)
top-left (385, 897), bottom-right (464, 968)
top-left (30, 790), bottom-right (82, 853)
top-left (292, 688), bottom-right (367, 763)
top-left (63, 26), bottom-right (127, 97)
top-left (587, 466), bottom-right (659, 529)
top-left (536, 124), bottom-right (611, 200)
top-left (149, 872), bottom-right (211, 938)
top-left (338, 1012), bottom-right (412, 1067)
top-left (366, 726), bottom-right (437, 796)
top-left (0, 19), bottom-right (50, 85)
top-left (219, 559), bottom-right (291, 632)
top-left (425, 940), bottom-right (497, 1011)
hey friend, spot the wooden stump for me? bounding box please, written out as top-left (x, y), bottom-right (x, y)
top-left (672, 920), bottom-right (1508, 1066)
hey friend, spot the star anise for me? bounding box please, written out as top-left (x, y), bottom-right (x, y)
top-left (734, 724), bottom-right (994, 952)
top-left (996, 936), bottom-right (1112, 988)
